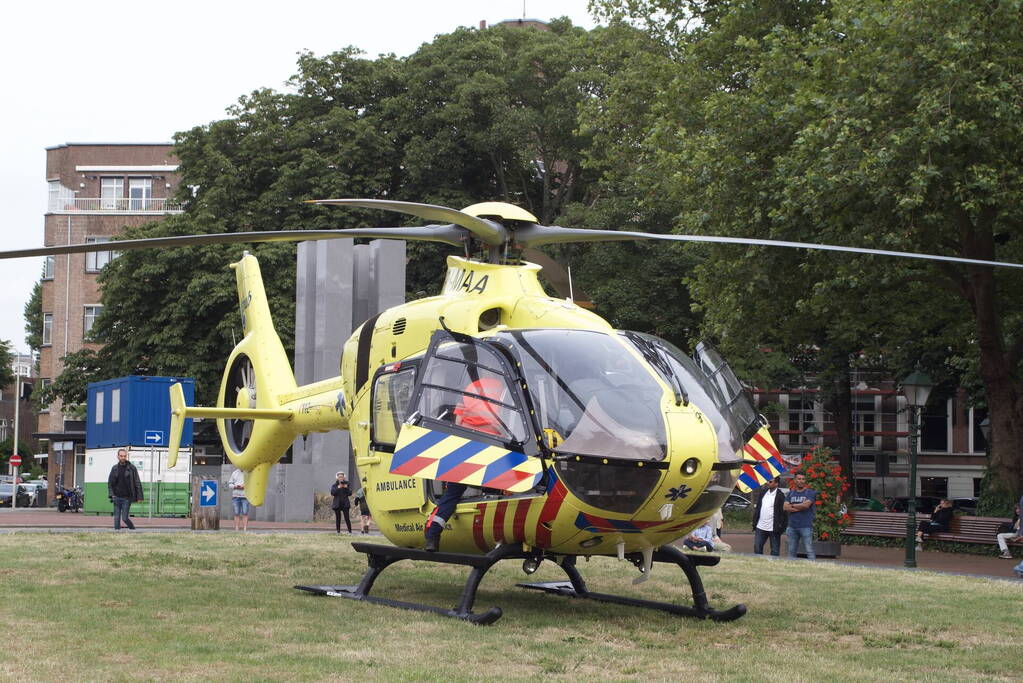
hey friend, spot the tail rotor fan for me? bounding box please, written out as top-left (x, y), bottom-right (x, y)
top-left (224, 353), bottom-right (258, 454)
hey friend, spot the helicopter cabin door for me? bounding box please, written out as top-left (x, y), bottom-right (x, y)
top-left (390, 330), bottom-right (545, 502)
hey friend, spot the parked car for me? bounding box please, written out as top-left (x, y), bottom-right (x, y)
top-left (18, 482), bottom-right (46, 507)
top-left (0, 483), bottom-right (31, 507)
top-left (852, 497), bottom-right (885, 512)
top-left (723, 493), bottom-right (752, 510)
top-left (890, 496), bottom-right (941, 515)
top-left (952, 497), bottom-right (978, 515)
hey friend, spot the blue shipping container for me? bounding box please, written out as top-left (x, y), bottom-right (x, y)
top-left (86, 376), bottom-right (195, 449)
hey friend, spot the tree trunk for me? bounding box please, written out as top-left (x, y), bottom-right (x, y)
top-left (831, 365), bottom-right (855, 501)
top-left (970, 275), bottom-right (1023, 498)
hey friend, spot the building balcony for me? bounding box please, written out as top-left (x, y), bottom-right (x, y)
top-left (48, 197), bottom-right (184, 214)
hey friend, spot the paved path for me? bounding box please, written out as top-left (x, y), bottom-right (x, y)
top-left (2, 508), bottom-right (1020, 581)
top-left (718, 529), bottom-right (1022, 581)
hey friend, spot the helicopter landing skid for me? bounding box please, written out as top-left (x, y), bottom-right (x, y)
top-left (516, 545), bottom-right (747, 622)
top-left (295, 542), bottom-right (528, 625)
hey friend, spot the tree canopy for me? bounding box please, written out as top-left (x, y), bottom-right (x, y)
top-left (56, 21), bottom-right (639, 405)
top-left (589, 0), bottom-right (1023, 502)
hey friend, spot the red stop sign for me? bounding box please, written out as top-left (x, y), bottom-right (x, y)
top-left (9, 454), bottom-right (21, 467)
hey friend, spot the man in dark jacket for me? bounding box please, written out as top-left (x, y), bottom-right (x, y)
top-left (752, 476), bottom-right (787, 556)
top-left (107, 449), bottom-right (144, 530)
top-left (331, 471), bottom-right (352, 534)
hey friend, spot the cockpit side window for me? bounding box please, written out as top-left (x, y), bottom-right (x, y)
top-left (371, 366), bottom-right (417, 449)
top-left (410, 335), bottom-right (531, 448)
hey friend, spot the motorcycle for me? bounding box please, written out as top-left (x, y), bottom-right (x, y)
top-left (55, 485), bottom-right (83, 512)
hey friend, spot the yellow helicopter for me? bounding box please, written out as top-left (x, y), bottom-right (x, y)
top-left (7, 198), bottom-right (1022, 624)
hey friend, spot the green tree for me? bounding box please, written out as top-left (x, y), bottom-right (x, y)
top-left (23, 280), bottom-right (42, 358)
top-left (53, 23), bottom-right (617, 406)
top-left (592, 0), bottom-right (1023, 502)
top-left (0, 340), bottom-right (13, 388)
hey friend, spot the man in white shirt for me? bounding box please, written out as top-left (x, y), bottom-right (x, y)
top-left (228, 468), bottom-right (249, 532)
top-left (752, 476), bottom-right (787, 556)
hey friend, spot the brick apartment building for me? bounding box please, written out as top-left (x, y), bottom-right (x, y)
top-left (37, 143), bottom-right (182, 490)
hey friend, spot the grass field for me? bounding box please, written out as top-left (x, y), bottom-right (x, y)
top-left (2, 532), bottom-right (1021, 681)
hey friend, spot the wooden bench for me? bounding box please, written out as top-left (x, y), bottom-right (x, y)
top-left (844, 511), bottom-right (1021, 546)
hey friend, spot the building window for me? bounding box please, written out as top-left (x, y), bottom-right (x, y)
top-left (84, 305), bottom-right (102, 337)
top-left (101, 177), bottom-right (123, 210)
top-left (920, 476), bottom-right (948, 498)
top-left (969, 406), bottom-right (988, 454)
top-left (111, 387), bottom-right (121, 423)
top-left (129, 178), bottom-right (152, 210)
top-left (855, 478), bottom-right (872, 498)
top-left (853, 395), bottom-right (879, 450)
top-left (48, 181), bottom-right (76, 211)
top-left (43, 255), bottom-right (55, 280)
top-left (85, 237), bottom-right (114, 272)
top-left (95, 391), bottom-right (105, 425)
top-left (42, 313), bottom-right (53, 346)
top-left (39, 379), bottom-right (51, 413)
top-left (787, 393), bottom-right (819, 447)
top-left (919, 397), bottom-right (951, 453)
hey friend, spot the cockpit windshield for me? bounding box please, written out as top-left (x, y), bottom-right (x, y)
top-left (620, 332), bottom-right (757, 459)
top-left (495, 329), bottom-right (667, 461)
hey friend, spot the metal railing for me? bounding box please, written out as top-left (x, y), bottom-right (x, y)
top-left (48, 197), bottom-right (184, 213)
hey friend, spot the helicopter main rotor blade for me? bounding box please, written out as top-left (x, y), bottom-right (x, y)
top-left (311, 198), bottom-right (507, 247)
top-left (514, 225), bottom-right (1023, 270)
top-left (521, 247), bottom-right (591, 304)
top-left (0, 225), bottom-right (466, 261)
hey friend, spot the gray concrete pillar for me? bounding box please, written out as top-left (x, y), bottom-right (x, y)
top-left (253, 238), bottom-right (405, 522)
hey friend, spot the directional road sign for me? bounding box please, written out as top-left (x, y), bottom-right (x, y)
top-left (199, 480), bottom-right (218, 507)
top-left (144, 430), bottom-right (164, 445)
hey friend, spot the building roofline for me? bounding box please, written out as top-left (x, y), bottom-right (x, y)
top-left (45, 142), bottom-right (175, 150)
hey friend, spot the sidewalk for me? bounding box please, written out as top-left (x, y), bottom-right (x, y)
top-left (0, 506), bottom-right (367, 533)
top-left (718, 530), bottom-right (1022, 581)
top-left (2, 508), bottom-right (1019, 580)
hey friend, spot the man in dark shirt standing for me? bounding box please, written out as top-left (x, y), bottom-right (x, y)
top-left (107, 449), bottom-right (144, 530)
top-left (752, 476), bottom-right (787, 556)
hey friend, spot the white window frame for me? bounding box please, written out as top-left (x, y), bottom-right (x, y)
top-left (43, 255), bottom-right (55, 279)
top-left (853, 394), bottom-right (880, 450)
top-left (39, 379), bottom-right (51, 413)
top-left (42, 313), bottom-right (53, 346)
top-left (95, 391), bottom-right (105, 425)
top-left (85, 237), bottom-right (113, 272)
top-left (785, 392), bottom-right (821, 448)
top-left (83, 305), bottom-right (102, 336)
top-left (101, 177), bottom-right (123, 209)
top-left (111, 387), bottom-right (121, 423)
top-left (128, 177), bottom-right (152, 211)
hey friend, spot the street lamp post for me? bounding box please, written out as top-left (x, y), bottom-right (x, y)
top-left (901, 370), bottom-right (934, 568)
top-left (802, 423), bottom-right (822, 449)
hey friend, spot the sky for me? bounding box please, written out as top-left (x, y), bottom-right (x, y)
top-left (0, 0), bottom-right (599, 355)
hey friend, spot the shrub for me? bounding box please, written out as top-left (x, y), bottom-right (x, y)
top-left (792, 446), bottom-right (851, 541)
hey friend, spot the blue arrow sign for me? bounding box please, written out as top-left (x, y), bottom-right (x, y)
top-left (144, 430), bottom-right (164, 445)
top-left (199, 480), bottom-right (218, 507)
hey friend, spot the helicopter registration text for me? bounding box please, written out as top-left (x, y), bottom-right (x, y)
top-left (443, 266), bottom-right (489, 295)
